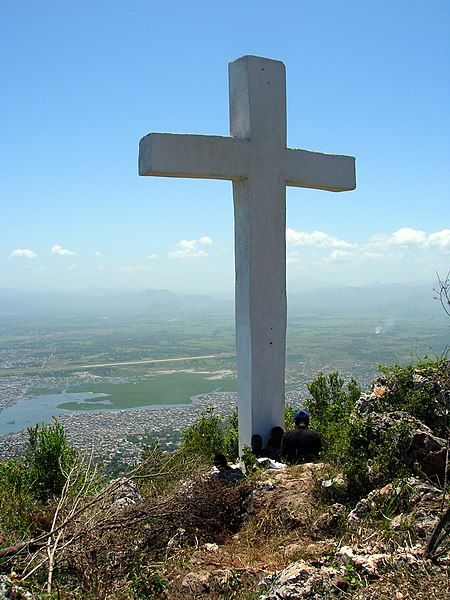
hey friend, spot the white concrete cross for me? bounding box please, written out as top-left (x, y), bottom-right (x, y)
top-left (139, 55), bottom-right (356, 452)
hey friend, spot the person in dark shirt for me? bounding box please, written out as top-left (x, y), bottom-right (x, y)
top-left (213, 453), bottom-right (245, 484)
top-left (281, 409), bottom-right (322, 464)
top-left (251, 434), bottom-right (264, 457)
top-left (266, 426), bottom-right (284, 460)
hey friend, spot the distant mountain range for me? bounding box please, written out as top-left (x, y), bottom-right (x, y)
top-left (0, 283), bottom-right (442, 318)
top-left (288, 283), bottom-right (441, 317)
top-left (0, 288), bottom-right (231, 316)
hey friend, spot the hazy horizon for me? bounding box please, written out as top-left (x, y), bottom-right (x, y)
top-left (0, 279), bottom-right (441, 296)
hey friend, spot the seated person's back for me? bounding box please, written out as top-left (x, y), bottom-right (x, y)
top-left (266, 426), bottom-right (284, 460)
top-left (213, 453), bottom-right (245, 484)
top-left (281, 409), bottom-right (322, 464)
top-left (251, 434), bottom-right (265, 458)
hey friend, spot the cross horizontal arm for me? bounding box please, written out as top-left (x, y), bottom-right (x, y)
top-left (139, 133), bottom-right (250, 180)
top-left (286, 148), bottom-right (356, 192)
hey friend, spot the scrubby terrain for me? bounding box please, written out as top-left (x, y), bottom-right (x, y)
top-left (0, 357), bottom-right (448, 599)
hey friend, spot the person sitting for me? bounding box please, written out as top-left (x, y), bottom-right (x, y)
top-left (251, 434), bottom-right (265, 457)
top-left (266, 426), bottom-right (284, 460)
top-left (212, 453), bottom-right (245, 484)
top-left (281, 409), bottom-right (322, 465)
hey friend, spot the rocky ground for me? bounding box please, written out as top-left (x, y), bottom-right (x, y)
top-left (167, 465), bottom-right (448, 599)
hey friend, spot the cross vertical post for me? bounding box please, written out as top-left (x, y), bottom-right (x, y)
top-left (230, 56), bottom-right (287, 450)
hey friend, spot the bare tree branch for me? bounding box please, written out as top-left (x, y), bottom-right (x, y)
top-left (434, 271), bottom-right (450, 318)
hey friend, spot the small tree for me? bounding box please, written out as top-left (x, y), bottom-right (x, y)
top-left (307, 371), bottom-right (361, 434)
top-left (179, 407), bottom-right (226, 461)
top-left (26, 419), bottom-right (76, 501)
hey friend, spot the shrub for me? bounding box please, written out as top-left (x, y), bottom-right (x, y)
top-left (167, 477), bottom-right (251, 544)
top-left (223, 409), bottom-right (239, 460)
top-left (179, 407), bottom-right (226, 460)
top-left (305, 371), bottom-right (361, 468)
top-left (0, 420), bottom-right (78, 541)
top-left (139, 441), bottom-right (208, 497)
top-left (0, 458), bottom-right (43, 540)
top-left (307, 371), bottom-right (361, 435)
top-left (26, 419), bottom-right (76, 501)
top-left (179, 406), bottom-right (239, 462)
top-left (304, 367), bottom-right (442, 502)
top-left (342, 417), bottom-right (412, 501)
top-left (131, 568), bottom-right (167, 599)
top-left (284, 405), bottom-right (297, 430)
top-left (378, 356), bottom-right (448, 437)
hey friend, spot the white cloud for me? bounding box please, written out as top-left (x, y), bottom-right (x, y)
top-left (287, 228), bottom-right (354, 248)
top-left (177, 240), bottom-right (197, 251)
top-left (93, 250), bottom-right (102, 257)
top-left (368, 227), bottom-right (426, 248)
top-left (325, 250), bottom-right (353, 262)
top-left (392, 227), bottom-right (426, 246)
top-left (146, 253), bottom-right (159, 260)
top-left (169, 236), bottom-right (212, 259)
top-left (198, 236), bottom-right (212, 246)
top-left (51, 244), bottom-right (76, 256)
top-left (367, 227), bottom-right (450, 254)
top-left (428, 229), bottom-right (450, 249)
top-left (10, 248), bottom-right (38, 259)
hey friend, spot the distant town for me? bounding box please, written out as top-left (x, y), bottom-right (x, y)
top-left (0, 369), bottom-right (306, 471)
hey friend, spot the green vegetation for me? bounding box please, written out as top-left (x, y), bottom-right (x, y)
top-left (306, 370), bottom-right (361, 468)
top-left (306, 355), bottom-right (448, 502)
top-left (179, 407), bottom-right (239, 461)
top-left (0, 420), bottom-right (77, 539)
top-left (378, 355), bottom-right (448, 437)
top-left (25, 419), bottom-right (76, 501)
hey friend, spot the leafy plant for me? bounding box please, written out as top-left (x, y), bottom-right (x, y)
top-left (179, 406), bottom-right (226, 460)
top-left (307, 371), bottom-right (361, 435)
top-left (223, 409), bottom-right (239, 460)
top-left (378, 356), bottom-right (448, 437)
top-left (131, 568), bottom-right (167, 599)
top-left (304, 371), bottom-right (361, 469)
top-left (0, 420), bottom-right (77, 541)
top-left (342, 417), bottom-right (412, 501)
top-left (26, 418), bottom-right (76, 501)
top-left (0, 458), bottom-right (42, 539)
top-left (179, 406), bottom-right (240, 462)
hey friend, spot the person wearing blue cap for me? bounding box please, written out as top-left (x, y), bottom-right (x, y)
top-left (281, 408), bottom-right (322, 464)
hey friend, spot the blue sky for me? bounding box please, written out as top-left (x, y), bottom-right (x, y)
top-left (1, 1), bottom-right (448, 293)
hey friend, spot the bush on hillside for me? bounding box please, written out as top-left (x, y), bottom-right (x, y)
top-left (307, 371), bottom-right (361, 434)
top-left (341, 416), bottom-right (413, 501)
top-left (178, 407), bottom-right (239, 462)
top-left (0, 419), bottom-right (77, 540)
top-left (64, 476), bottom-right (253, 598)
top-left (377, 356), bottom-right (449, 438)
top-left (26, 418), bottom-right (76, 501)
top-left (139, 441), bottom-right (208, 497)
top-left (309, 356), bottom-right (448, 503)
top-left (304, 371), bottom-right (361, 468)
top-left (0, 458), bottom-right (43, 540)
